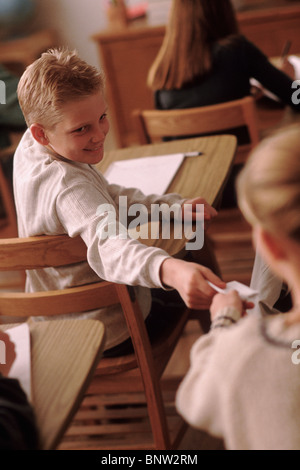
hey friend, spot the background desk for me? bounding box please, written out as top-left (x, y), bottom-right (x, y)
top-left (1, 319), bottom-right (105, 450)
top-left (93, 2), bottom-right (300, 148)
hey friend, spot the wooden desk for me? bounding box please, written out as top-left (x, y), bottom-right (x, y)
top-left (1, 319), bottom-right (105, 450)
top-left (93, 2), bottom-right (300, 147)
top-left (98, 135), bottom-right (237, 255)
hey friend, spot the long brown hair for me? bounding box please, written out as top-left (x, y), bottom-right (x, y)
top-left (147, 0), bottom-right (239, 90)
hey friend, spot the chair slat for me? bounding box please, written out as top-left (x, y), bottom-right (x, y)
top-left (0, 235), bottom-right (87, 270)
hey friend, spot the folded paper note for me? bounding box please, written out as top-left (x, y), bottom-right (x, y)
top-left (208, 280), bottom-right (258, 301)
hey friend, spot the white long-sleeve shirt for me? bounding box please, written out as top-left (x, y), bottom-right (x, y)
top-left (176, 307), bottom-right (300, 450)
top-left (13, 129), bottom-right (185, 349)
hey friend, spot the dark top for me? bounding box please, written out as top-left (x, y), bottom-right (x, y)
top-left (155, 35), bottom-right (299, 112)
top-left (0, 376), bottom-right (39, 450)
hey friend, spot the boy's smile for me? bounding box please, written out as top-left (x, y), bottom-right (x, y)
top-left (36, 91), bottom-right (109, 164)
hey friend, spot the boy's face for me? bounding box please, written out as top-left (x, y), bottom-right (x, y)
top-left (44, 91), bottom-right (109, 164)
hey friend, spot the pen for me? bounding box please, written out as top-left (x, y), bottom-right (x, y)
top-left (184, 151), bottom-right (203, 157)
top-left (281, 40), bottom-right (291, 65)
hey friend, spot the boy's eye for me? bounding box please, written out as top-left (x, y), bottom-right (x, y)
top-left (100, 113), bottom-right (107, 121)
top-left (74, 126), bottom-right (87, 134)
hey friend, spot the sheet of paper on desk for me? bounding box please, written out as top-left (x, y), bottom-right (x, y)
top-left (105, 153), bottom-right (185, 195)
top-left (6, 323), bottom-right (31, 401)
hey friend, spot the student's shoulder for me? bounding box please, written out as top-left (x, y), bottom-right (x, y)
top-left (215, 34), bottom-right (261, 56)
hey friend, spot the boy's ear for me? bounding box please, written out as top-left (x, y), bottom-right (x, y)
top-left (30, 123), bottom-right (49, 146)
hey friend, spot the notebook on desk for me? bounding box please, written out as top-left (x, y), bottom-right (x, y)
top-left (104, 153), bottom-right (187, 195)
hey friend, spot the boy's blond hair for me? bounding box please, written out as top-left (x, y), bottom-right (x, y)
top-left (17, 48), bottom-right (105, 129)
top-left (237, 125), bottom-right (300, 242)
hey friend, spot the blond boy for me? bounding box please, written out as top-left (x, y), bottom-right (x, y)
top-left (14, 48), bottom-right (224, 353)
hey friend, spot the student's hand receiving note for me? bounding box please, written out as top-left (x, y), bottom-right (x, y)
top-left (208, 281), bottom-right (257, 319)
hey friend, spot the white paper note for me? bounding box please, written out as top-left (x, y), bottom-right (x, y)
top-left (208, 280), bottom-right (258, 301)
top-left (105, 153), bottom-right (186, 195)
top-left (6, 323), bottom-right (32, 401)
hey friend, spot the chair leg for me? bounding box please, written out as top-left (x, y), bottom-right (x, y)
top-left (116, 285), bottom-right (171, 449)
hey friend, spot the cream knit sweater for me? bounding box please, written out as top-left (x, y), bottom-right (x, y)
top-left (176, 307), bottom-right (300, 450)
top-left (13, 130), bottom-right (185, 349)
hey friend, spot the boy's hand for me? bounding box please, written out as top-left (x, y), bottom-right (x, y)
top-left (160, 258), bottom-right (226, 309)
top-left (0, 331), bottom-right (16, 377)
top-left (210, 290), bottom-right (254, 321)
top-left (182, 197), bottom-right (218, 229)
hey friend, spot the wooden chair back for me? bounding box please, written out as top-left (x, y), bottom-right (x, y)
top-left (0, 234), bottom-right (190, 449)
top-left (132, 96), bottom-right (260, 164)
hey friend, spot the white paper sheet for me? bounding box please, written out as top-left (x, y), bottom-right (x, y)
top-left (208, 280), bottom-right (258, 301)
top-left (6, 323), bottom-right (32, 401)
top-left (105, 153), bottom-right (186, 195)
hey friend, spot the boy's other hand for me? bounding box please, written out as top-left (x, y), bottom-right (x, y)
top-left (182, 197), bottom-right (218, 229)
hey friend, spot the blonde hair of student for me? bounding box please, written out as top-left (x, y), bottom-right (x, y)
top-left (237, 126), bottom-right (300, 243)
top-left (147, 0), bottom-right (239, 91)
top-left (17, 48), bottom-right (105, 129)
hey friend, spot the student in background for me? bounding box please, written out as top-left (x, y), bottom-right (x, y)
top-left (147, 0), bottom-right (298, 113)
top-left (176, 125), bottom-right (300, 450)
top-left (0, 330), bottom-right (39, 450)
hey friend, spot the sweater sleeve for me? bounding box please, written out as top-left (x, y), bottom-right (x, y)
top-left (55, 175), bottom-right (173, 288)
top-left (105, 181), bottom-right (186, 216)
top-left (0, 377), bottom-right (39, 450)
top-left (240, 36), bottom-right (300, 112)
top-left (175, 306), bottom-right (242, 437)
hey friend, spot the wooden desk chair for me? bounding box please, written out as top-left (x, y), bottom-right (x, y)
top-left (132, 96), bottom-right (260, 165)
top-left (0, 234), bottom-right (192, 450)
